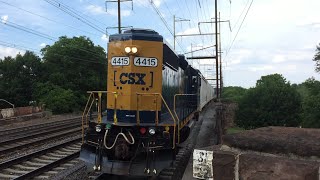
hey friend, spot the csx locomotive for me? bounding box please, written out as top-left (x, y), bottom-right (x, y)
top-left (80, 29), bottom-right (214, 176)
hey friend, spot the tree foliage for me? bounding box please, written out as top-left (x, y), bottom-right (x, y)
top-left (0, 36), bottom-right (107, 113)
top-left (34, 82), bottom-right (77, 113)
top-left (236, 74), bottom-right (302, 129)
top-left (222, 86), bottom-right (247, 103)
top-left (39, 36), bottom-right (107, 112)
top-left (299, 78), bottom-right (320, 128)
top-left (313, 44), bottom-right (320, 72)
top-left (0, 52), bottom-right (43, 107)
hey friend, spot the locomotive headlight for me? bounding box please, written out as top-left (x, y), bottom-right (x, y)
top-left (131, 47), bottom-right (138, 53)
top-left (148, 127), bottom-right (156, 135)
top-left (95, 125), bottom-right (102, 132)
top-left (124, 47), bottom-right (131, 53)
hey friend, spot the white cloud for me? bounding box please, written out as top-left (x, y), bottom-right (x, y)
top-left (0, 46), bottom-right (25, 59)
top-left (86, 5), bottom-right (131, 17)
top-left (177, 28), bottom-right (198, 36)
top-left (101, 34), bottom-right (109, 42)
top-left (107, 9), bottom-right (131, 17)
top-left (136, 0), bottom-right (161, 7)
top-left (40, 43), bottom-right (46, 47)
top-left (249, 65), bottom-right (274, 72)
top-left (229, 59), bottom-right (241, 65)
top-left (86, 5), bottom-right (105, 15)
top-left (272, 55), bottom-right (286, 63)
top-left (1, 15), bottom-right (8, 24)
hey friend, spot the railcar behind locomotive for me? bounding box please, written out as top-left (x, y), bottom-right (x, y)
top-left (80, 29), bottom-right (214, 176)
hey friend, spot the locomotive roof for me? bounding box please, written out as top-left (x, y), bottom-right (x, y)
top-left (109, 28), bottom-right (163, 42)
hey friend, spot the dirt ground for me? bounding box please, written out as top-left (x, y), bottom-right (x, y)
top-left (223, 126), bottom-right (320, 157)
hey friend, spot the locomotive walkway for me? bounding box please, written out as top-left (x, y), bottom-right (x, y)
top-left (182, 102), bottom-right (217, 180)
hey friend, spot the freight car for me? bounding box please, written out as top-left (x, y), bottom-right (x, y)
top-left (80, 29), bottom-right (214, 177)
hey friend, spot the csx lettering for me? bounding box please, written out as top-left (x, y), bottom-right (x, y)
top-left (120, 73), bottom-right (146, 85)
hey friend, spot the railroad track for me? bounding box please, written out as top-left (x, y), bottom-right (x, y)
top-left (0, 137), bottom-right (82, 180)
top-left (0, 117), bottom-right (81, 137)
top-left (0, 118), bottom-right (82, 156)
top-left (0, 127), bottom-right (81, 155)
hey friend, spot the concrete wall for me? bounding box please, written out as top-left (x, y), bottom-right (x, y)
top-left (0, 106), bottom-right (42, 119)
top-left (0, 108), bottom-right (14, 118)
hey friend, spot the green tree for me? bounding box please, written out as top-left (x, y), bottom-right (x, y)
top-left (222, 86), bottom-right (247, 103)
top-left (40, 36), bottom-right (107, 111)
top-left (0, 52), bottom-right (43, 107)
top-left (313, 44), bottom-right (320, 72)
top-left (236, 74), bottom-right (302, 129)
top-left (34, 82), bottom-right (77, 113)
top-left (300, 78), bottom-right (320, 128)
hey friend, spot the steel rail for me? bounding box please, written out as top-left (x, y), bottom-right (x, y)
top-left (0, 137), bottom-right (81, 170)
top-left (0, 123), bottom-right (81, 144)
top-left (0, 137), bottom-right (81, 179)
top-left (0, 117), bottom-right (81, 135)
top-left (0, 127), bottom-right (81, 155)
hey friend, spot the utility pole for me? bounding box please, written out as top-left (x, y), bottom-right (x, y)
top-left (219, 12), bottom-right (222, 97)
top-left (214, 0), bottom-right (219, 99)
top-left (191, 43), bottom-right (193, 66)
top-left (173, 15), bottom-right (175, 50)
top-left (105, 0), bottom-right (133, 34)
top-left (173, 16), bottom-right (190, 50)
top-left (117, 0), bottom-right (121, 33)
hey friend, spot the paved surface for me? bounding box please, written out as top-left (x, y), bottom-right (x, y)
top-left (182, 102), bottom-right (217, 180)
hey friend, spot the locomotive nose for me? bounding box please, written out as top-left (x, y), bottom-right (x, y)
top-left (114, 139), bottom-right (130, 160)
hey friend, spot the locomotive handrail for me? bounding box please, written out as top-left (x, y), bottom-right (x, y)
top-left (82, 91), bottom-right (118, 143)
top-left (82, 92), bottom-right (94, 143)
top-left (136, 92), bottom-right (177, 149)
top-left (173, 94), bottom-right (197, 144)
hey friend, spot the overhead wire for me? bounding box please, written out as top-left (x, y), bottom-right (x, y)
top-left (225, 0), bottom-right (253, 59)
top-left (149, 0), bottom-right (186, 53)
top-left (50, 0), bottom-right (108, 27)
top-left (231, 0), bottom-right (250, 31)
top-left (0, 41), bottom-right (107, 65)
top-left (43, 0), bottom-right (105, 34)
top-left (3, 20), bottom-right (57, 41)
top-left (0, 0), bottom-right (100, 36)
top-left (1, 20), bottom-right (105, 58)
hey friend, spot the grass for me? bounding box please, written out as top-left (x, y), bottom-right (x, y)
top-left (226, 127), bottom-right (245, 134)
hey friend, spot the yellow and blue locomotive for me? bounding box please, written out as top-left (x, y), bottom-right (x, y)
top-left (80, 29), bottom-right (214, 176)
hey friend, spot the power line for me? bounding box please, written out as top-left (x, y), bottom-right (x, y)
top-left (184, 45), bottom-right (215, 55)
top-left (149, 0), bottom-right (186, 53)
top-left (44, 0), bottom-right (105, 34)
top-left (0, 41), bottom-right (41, 53)
top-left (3, 20), bottom-right (57, 41)
top-left (0, 1), bottom-right (100, 36)
top-left (163, 0), bottom-right (174, 17)
top-left (231, 0), bottom-right (250, 31)
top-left (225, 0), bottom-right (253, 59)
top-left (0, 41), bottom-right (106, 65)
top-left (1, 20), bottom-right (105, 58)
top-left (50, 0), bottom-right (108, 27)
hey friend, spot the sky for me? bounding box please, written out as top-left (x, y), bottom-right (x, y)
top-left (0, 0), bottom-right (319, 88)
